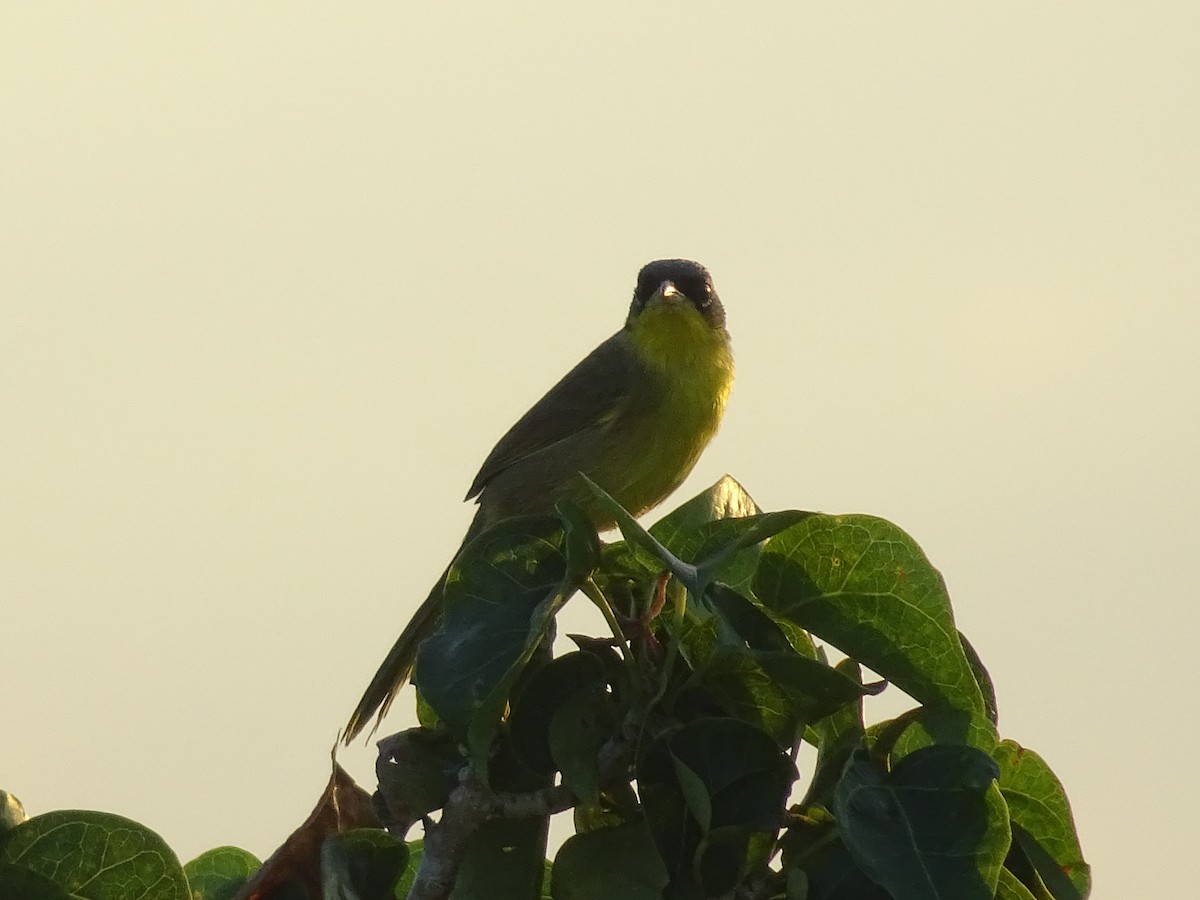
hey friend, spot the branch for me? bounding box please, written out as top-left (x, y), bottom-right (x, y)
top-left (405, 731), bottom-right (635, 900)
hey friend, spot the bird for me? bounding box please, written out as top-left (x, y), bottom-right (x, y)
top-left (343, 258), bottom-right (734, 741)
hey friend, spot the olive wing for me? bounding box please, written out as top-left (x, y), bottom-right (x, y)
top-left (465, 331), bottom-right (635, 501)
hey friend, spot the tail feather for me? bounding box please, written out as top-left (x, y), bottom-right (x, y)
top-left (342, 566), bottom-right (449, 743)
top-left (342, 511), bottom-right (487, 744)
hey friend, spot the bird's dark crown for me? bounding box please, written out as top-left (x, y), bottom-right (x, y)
top-left (629, 259), bottom-right (725, 328)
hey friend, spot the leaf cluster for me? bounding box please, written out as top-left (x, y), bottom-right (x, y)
top-left (0, 477), bottom-right (1091, 900)
top-left (365, 476), bottom-right (1091, 900)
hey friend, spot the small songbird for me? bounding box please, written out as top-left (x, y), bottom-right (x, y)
top-left (343, 259), bottom-right (734, 741)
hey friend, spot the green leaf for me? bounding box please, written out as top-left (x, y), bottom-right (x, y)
top-left (703, 583), bottom-right (800, 654)
top-left (320, 829), bottom-right (408, 900)
top-left (551, 821), bottom-right (669, 900)
top-left (667, 718), bottom-right (794, 835)
top-left (548, 685), bottom-right (615, 805)
top-left (556, 499), bottom-right (603, 585)
top-left (833, 745), bottom-right (1009, 900)
top-left (688, 586), bottom-right (878, 746)
top-left (0, 810), bottom-right (189, 900)
top-left (958, 631), bottom-right (999, 726)
top-left (452, 818), bottom-right (549, 900)
top-left (0, 862), bottom-right (74, 900)
top-left (509, 652), bottom-right (607, 775)
top-left (871, 704), bottom-right (999, 759)
top-left (581, 477), bottom-right (699, 588)
top-left (393, 839), bottom-right (422, 899)
top-left (648, 475), bottom-right (761, 550)
top-left (182, 846), bottom-right (260, 900)
top-left (754, 514), bottom-right (986, 717)
top-left (785, 866), bottom-right (808, 900)
top-left (797, 840), bottom-right (892, 900)
top-left (994, 741), bottom-right (1091, 899)
top-left (412, 516), bottom-right (577, 773)
top-left (374, 728), bottom-right (464, 829)
top-left (691, 510), bottom-right (817, 593)
top-left (995, 866), bottom-right (1040, 900)
top-left (694, 825), bottom-right (777, 897)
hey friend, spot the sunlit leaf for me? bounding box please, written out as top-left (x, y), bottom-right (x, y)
top-left (183, 846), bottom-right (260, 900)
top-left (995, 741), bottom-right (1091, 899)
top-left (0, 810), bottom-right (189, 900)
top-left (754, 514), bottom-right (986, 717)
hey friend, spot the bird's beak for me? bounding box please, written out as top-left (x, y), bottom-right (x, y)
top-left (652, 280), bottom-right (682, 303)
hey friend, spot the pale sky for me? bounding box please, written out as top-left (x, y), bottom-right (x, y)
top-left (4, 5), bottom-right (1197, 897)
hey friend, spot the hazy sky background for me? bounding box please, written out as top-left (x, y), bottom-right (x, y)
top-left (4, 5), bottom-right (1197, 897)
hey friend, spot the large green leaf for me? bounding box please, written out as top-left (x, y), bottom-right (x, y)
top-left (833, 745), bottom-right (1009, 900)
top-left (667, 719), bottom-right (794, 895)
top-left (413, 516), bottom-right (583, 768)
top-left (994, 741), bottom-right (1091, 899)
top-left (754, 514), bottom-right (986, 717)
top-left (550, 821), bottom-right (668, 900)
top-left (0, 810), bottom-right (189, 900)
top-left (182, 846), bottom-right (260, 900)
top-left (668, 718), bottom-right (794, 834)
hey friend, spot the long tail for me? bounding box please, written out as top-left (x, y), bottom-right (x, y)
top-left (342, 511), bottom-right (487, 744)
top-left (342, 566), bottom-right (450, 743)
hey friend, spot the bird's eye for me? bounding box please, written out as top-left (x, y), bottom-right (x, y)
top-left (682, 276), bottom-right (710, 305)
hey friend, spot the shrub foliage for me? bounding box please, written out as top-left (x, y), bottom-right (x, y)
top-left (1, 477), bottom-right (1090, 900)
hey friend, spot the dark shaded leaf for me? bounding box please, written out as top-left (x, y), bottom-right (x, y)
top-left (452, 818), bottom-right (549, 900)
top-left (668, 718), bottom-right (794, 834)
top-left (320, 829), bottom-right (407, 900)
top-left (551, 821), bottom-right (668, 900)
top-left (685, 586), bottom-right (876, 746)
top-left (958, 631), bottom-right (999, 726)
top-left (374, 728), bottom-right (464, 834)
top-left (0, 862), bottom-right (74, 900)
top-left (691, 510), bottom-right (817, 594)
top-left (548, 685), bottom-right (615, 805)
top-left (833, 745), bottom-right (1009, 900)
top-left (785, 866), bottom-right (809, 899)
top-left (636, 738), bottom-right (704, 897)
top-left (509, 652), bottom-right (607, 775)
top-left (800, 839), bottom-right (892, 900)
top-left (412, 516), bottom-right (584, 776)
top-left (803, 658), bottom-right (867, 809)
